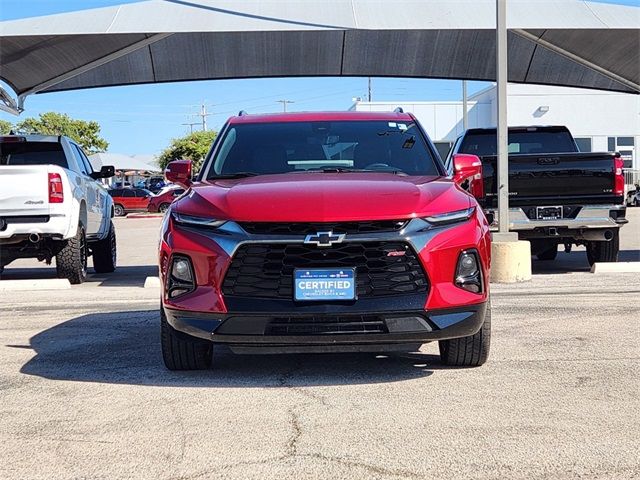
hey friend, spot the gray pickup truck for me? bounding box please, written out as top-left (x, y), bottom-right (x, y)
top-left (446, 126), bottom-right (627, 265)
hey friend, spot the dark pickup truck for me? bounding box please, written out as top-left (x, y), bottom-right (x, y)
top-left (446, 126), bottom-right (627, 265)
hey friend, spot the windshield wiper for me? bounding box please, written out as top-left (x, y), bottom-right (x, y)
top-left (209, 172), bottom-right (260, 179)
top-left (294, 167), bottom-right (369, 173)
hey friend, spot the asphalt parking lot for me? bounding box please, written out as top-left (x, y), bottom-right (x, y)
top-left (1, 212), bottom-right (639, 479)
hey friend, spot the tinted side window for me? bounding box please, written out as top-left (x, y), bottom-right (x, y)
top-left (108, 189), bottom-right (120, 197)
top-left (73, 145), bottom-right (94, 175)
top-left (122, 190), bottom-right (135, 198)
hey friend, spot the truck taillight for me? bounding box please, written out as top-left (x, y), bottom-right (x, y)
top-left (613, 155), bottom-right (624, 196)
top-left (48, 173), bottom-right (64, 203)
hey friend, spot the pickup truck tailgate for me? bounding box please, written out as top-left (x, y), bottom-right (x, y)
top-left (0, 166), bottom-right (51, 216)
top-left (481, 152), bottom-right (618, 207)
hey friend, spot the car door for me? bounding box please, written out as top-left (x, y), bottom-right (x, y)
top-left (135, 189), bottom-right (151, 210)
top-left (121, 189), bottom-right (136, 210)
top-left (70, 143), bottom-right (101, 234)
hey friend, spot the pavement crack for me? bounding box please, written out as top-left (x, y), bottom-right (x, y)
top-left (285, 409), bottom-right (302, 456)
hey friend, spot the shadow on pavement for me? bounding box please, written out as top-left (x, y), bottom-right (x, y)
top-left (531, 248), bottom-right (640, 275)
top-left (19, 310), bottom-right (437, 387)
top-left (0, 265), bottom-right (158, 287)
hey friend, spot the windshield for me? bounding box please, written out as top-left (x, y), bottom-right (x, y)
top-left (206, 120), bottom-right (440, 179)
top-left (460, 130), bottom-right (578, 157)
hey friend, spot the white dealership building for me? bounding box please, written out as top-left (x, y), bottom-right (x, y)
top-left (351, 84), bottom-right (640, 173)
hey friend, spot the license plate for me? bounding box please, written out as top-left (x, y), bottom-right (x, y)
top-left (536, 206), bottom-right (563, 220)
top-left (294, 268), bottom-right (356, 301)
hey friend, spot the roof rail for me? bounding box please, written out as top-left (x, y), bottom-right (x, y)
top-left (393, 107), bottom-right (404, 113)
top-left (238, 110), bottom-right (248, 116)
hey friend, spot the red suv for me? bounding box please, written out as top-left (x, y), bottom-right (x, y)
top-left (159, 111), bottom-right (491, 370)
top-left (108, 188), bottom-right (152, 216)
top-left (147, 185), bottom-right (185, 213)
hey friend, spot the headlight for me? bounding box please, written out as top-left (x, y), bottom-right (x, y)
top-left (424, 207), bottom-right (475, 226)
top-left (171, 212), bottom-right (226, 228)
top-left (455, 250), bottom-right (483, 294)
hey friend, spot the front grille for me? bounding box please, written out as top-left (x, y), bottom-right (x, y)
top-left (239, 220), bottom-right (408, 235)
top-left (265, 315), bottom-right (388, 335)
top-left (222, 241), bottom-right (428, 299)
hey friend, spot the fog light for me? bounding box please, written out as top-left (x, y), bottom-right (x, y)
top-left (455, 250), bottom-right (482, 293)
top-left (172, 258), bottom-right (192, 282)
top-left (168, 255), bottom-right (195, 298)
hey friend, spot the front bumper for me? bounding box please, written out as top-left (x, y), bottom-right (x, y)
top-left (164, 302), bottom-right (487, 352)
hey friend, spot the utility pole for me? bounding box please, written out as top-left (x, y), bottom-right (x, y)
top-left (192, 102), bottom-right (213, 131)
top-left (368, 77), bottom-right (372, 102)
top-left (181, 122), bottom-right (199, 134)
top-left (277, 100), bottom-right (294, 112)
top-left (462, 80), bottom-right (468, 131)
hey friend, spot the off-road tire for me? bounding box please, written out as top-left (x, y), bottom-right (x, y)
top-left (536, 245), bottom-right (558, 261)
top-left (161, 308), bottom-right (213, 370)
top-left (114, 204), bottom-right (126, 217)
top-left (56, 225), bottom-right (88, 285)
top-left (439, 302), bottom-right (491, 367)
top-left (586, 230), bottom-right (619, 266)
top-left (92, 221), bottom-right (117, 273)
top-left (159, 203), bottom-right (171, 213)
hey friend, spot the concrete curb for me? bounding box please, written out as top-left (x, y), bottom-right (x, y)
top-left (144, 276), bottom-right (161, 288)
top-left (125, 214), bottom-right (164, 219)
top-left (590, 262), bottom-right (640, 274)
top-left (0, 279), bottom-right (71, 291)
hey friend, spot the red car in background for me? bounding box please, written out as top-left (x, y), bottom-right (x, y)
top-left (108, 187), bottom-right (153, 216)
top-left (147, 185), bottom-right (185, 213)
top-left (159, 111), bottom-right (491, 371)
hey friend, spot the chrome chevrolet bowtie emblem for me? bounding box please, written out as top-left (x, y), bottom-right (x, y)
top-left (304, 231), bottom-right (345, 247)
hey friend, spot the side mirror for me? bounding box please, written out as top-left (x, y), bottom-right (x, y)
top-left (165, 160), bottom-right (192, 188)
top-left (452, 154), bottom-right (484, 199)
top-left (91, 165), bottom-right (115, 179)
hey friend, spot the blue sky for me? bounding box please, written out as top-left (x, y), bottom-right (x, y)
top-left (0, 0), bottom-right (637, 155)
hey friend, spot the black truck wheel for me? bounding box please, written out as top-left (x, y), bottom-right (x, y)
top-left (161, 308), bottom-right (213, 370)
top-left (56, 225), bottom-right (88, 284)
top-left (536, 245), bottom-right (558, 261)
top-left (439, 302), bottom-right (491, 367)
top-left (92, 221), bottom-right (117, 273)
top-left (586, 230), bottom-right (620, 266)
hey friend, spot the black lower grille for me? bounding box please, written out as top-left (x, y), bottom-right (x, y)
top-left (239, 220), bottom-right (408, 235)
top-left (222, 241), bottom-right (429, 300)
top-left (265, 315), bottom-right (388, 335)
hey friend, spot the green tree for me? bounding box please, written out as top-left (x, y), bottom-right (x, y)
top-left (0, 119), bottom-right (13, 135)
top-left (158, 130), bottom-right (217, 172)
top-left (14, 112), bottom-right (108, 154)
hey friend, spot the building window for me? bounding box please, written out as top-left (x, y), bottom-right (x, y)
top-left (434, 141), bottom-right (453, 161)
top-left (608, 137), bottom-right (616, 151)
top-left (617, 137), bottom-right (635, 147)
top-left (575, 138), bottom-right (592, 152)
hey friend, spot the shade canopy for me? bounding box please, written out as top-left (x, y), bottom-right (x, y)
top-left (0, 0), bottom-right (638, 114)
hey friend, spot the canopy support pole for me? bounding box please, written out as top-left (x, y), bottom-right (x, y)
top-left (513, 29), bottom-right (640, 93)
top-left (0, 85), bottom-right (20, 116)
top-left (495, 0), bottom-right (513, 238)
top-left (16, 33), bottom-right (174, 111)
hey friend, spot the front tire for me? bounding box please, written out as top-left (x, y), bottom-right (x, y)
top-left (92, 221), bottom-right (117, 273)
top-left (439, 302), bottom-right (491, 367)
top-left (161, 307), bottom-right (213, 370)
top-left (114, 204), bottom-right (126, 217)
top-left (586, 230), bottom-right (619, 266)
top-left (56, 225), bottom-right (88, 285)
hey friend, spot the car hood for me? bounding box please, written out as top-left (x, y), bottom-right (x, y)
top-left (175, 173), bottom-right (471, 222)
